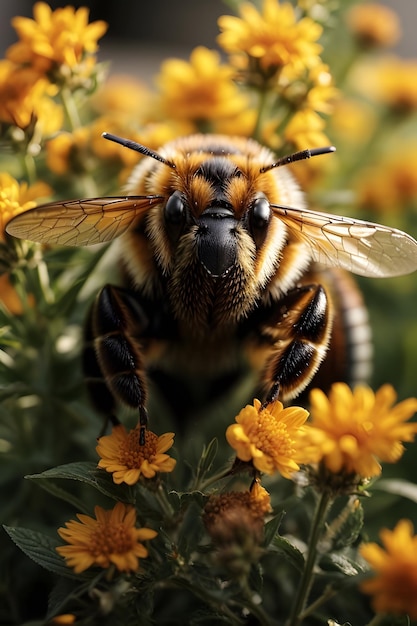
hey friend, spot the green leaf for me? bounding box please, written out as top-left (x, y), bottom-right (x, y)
top-left (177, 501), bottom-right (205, 559)
top-left (171, 490), bottom-right (208, 509)
top-left (4, 525), bottom-right (85, 580)
top-left (330, 499), bottom-right (364, 551)
top-left (375, 478), bottom-right (417, 504)
top-left (195, 438), bottom-right (219, 482)
top-left (25, 477), bottom-right (91, 514)
top-left (272, 534), bottom-right (305, 573)
top-left (319, 552), bottom-right (363, 577)
top-left (26, 461), bottom-right (97, 482)
top-left (26, 462), bottom-right (135, 503)
top-left (263, 510), bottom-right (285, 547)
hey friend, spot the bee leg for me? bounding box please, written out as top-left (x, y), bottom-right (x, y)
top-left (83, 284), bottom-right (148, 444)
top-left (261, 283), bottom-right (332, 403)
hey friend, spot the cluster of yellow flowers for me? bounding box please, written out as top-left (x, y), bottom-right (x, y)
top-left (1, 1), bottom-right (417, 624)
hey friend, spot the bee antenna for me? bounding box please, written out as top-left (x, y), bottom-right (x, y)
top-left (102, 132), bottom-right (176, 168)
top-left (260, 145), bottom-right (336, 173)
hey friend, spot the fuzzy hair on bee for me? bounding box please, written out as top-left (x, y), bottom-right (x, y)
top-left (7, 133), bottom-right (417, 440)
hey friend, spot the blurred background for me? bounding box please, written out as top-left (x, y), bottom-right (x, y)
top-left (0, 1), bottom-right (416, 78)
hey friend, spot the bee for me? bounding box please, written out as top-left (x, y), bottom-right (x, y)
top-left (6, 133), bottom-right (417, 442)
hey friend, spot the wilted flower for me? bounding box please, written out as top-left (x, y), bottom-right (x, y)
top-left (203, 482), bottom-right (271, 574)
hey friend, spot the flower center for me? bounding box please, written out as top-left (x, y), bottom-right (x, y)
top-left (90, 522), bottom-right (133, 557)
top-left (119, 429), bottom-right (158, 469)
top-left (255, 411), bottom-right (294, 459)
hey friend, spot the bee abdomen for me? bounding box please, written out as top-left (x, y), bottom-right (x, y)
top-left (310, 268), bottom-right (373, 390)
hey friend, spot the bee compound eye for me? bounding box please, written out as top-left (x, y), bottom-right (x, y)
top-left (251, 196), bottom-right (271, 230)
top-left (164, 191), bottom-right (185, 225)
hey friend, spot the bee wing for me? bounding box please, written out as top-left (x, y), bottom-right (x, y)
top-left (272, 204), bottom-right (417, 278)
top-left (6, 196), bottom-right (163, 246)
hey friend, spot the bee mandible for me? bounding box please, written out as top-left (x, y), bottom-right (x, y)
top-left (7, 133), bottom-right (417, 443)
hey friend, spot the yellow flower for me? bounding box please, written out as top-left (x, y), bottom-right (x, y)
top-left (360, 519), bottom-right (417, 619)
top-left (7, 1), bottom-right (107, 79)
top-left (89, 116), bottom-right (145, 168)
top-left (284, 108), bottom-right (330, 150)
top-left (303, 64), bottom-right (338, 115)
top-left (357, 56), bottom-right (417, 114)
top-left (0, 59), bottom-right (47, 128)
top-left (45, 128), bottom-right (90, 175)
top-left (0, 275), bottom-right (26, 315)
top-left (50, 615), bottom-right (76, 625)
top-left (0, 173), bottom-right (51, 240)
top-left (356, 147), bottom-right (417, 213)
top-left (226, 398), bottom-right (310, 478)
top-left (218, 0), bottom-right (322, 82)
top-left (97, 424), bottom-right (176, 485)
top-left (32, 95), bottom-right (64, 138)
top-left (91, 75), bottom-right (152, 118)
top-left (302, 383), bottom-right (417, 478)
top-left (347, 3), bottom-right (401, 49)
top-left (330, 98), bottom-right (376, 145)
top-left (156, 46), bottom-right (249, 127)
top-left (249, 479), bottom-right (273, 515)
top-left (56, 502), bottom-right (157, 574)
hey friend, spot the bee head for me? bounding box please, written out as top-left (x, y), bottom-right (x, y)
top-left (107, 133), bottom-right (335, 324)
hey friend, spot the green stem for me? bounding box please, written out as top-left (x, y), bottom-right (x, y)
top-left (287, 490), bottom-right (332, 626)
top-left (195, 465), bottom-right (234, 492)
top-left (22, 152), bottom-right (37, 186)
top-left (154, 481), bottom-right (175, 519)
top-left (252, 86), bottom-right (269, 143)
top-left (79, 173), bottom-right (99, 198)
top-left (60, 86), bottom-right (82, 130)
top-left (298, 584), bottom-right (337, 621)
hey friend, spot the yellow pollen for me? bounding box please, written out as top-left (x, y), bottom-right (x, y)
top-left (90, 522), bottom-right (133, 557)
top-left (256, 412), bottom-right (293, 458)
top-left (119, 430), bottom-right (158, 469)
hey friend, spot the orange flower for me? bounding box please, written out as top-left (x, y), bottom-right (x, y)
top-left (57, 502), bottom-right (157, 574)
top-left (97, 424), bottom-right (176, 485)
top-left (347, 3), bottom-right (401, 49)
top-left (0, 173), bottom-right (51, 240)
top-left (360, 520), bottom-right (417, 619)
top-left (0, 59), bottom-right (47, 128)
top-left (7, 2), bottom-right (107, 78)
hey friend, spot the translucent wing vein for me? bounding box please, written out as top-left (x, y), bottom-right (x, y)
top-left (272, 204), bottom-right (417, 277)
top-left (6, 196), bottom-right (163, 246)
